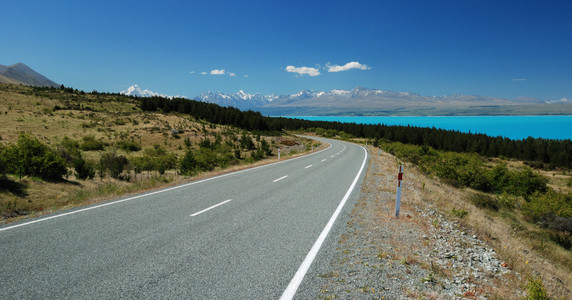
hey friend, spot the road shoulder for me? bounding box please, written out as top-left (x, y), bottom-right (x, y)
top-left (314, 148), bottom-right (519, 299)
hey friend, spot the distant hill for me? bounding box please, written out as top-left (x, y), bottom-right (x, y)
top-left (0, 63), bottom-right (59, 88)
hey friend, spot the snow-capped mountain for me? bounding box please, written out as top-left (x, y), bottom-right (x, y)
top-left (193, 87), bottom-right (422, 110)
top-left (545, 98), bottom-right (570, 104)
top-left (120, 85), bottom-right (184, 99)
top-left (196, 90), bottom-right (278, 109)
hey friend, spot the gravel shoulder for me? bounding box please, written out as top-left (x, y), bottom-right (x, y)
top-left (314, 148), bottom-right (520, 299)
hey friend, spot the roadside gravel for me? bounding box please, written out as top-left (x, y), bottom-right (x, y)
top-left (315, 148), bottom-right (520, 299)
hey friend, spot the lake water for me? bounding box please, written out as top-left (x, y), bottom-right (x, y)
top-left (289, 116), bottom-right (572, 141)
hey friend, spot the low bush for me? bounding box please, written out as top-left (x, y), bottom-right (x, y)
top-left (133, 144), bottom-right (177, 175)
top-left (5, 134), bottom-right (67, 181)
top-left (469, 193), bottom-right (499, 211)
top-left (451, 208), bottom-right (468, 218)
top-left (179, 150), bottom-right (197, 176)
top-left (381, 142), bottom-right (548, 198)
top-left (99, 152), bottom-right (128, 179)
top-left (80, 135), bottom-right (105, 151)
top-left (116, 140), bottom-right (141, 152)
top-left (523, 191), bottom-right (572, 233)
top-left (73, 157), bottom-right (95, 180)
top-left (524, 276), bottom-right (550, 300)
top-left (0, 144), bottom-right (7, 177)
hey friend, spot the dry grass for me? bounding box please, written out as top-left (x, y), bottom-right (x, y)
top-left (366, 146), bottom-right (572, 298)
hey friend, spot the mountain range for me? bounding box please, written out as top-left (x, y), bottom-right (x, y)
top-left (0, 63), bottom-right (59, 88)
top-left (120, 83), bottom-right (572, 116)
top-left (193, 87), bottom-right (572, 116)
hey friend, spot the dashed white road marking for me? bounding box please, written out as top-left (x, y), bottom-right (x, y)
top-left (305, 165), bottom-right (313, 169)
top-left (273, 175), bottom-right (288, 183)
top-left (190, 199), bottom-right (232, 217)
top-left (321, 159), bottom-right (326, 162)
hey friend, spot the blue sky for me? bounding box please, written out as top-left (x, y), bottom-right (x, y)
top-left (2, 0), bottom-right (571, 100)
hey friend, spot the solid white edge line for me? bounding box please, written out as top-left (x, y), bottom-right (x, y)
top-left (280, 144), bottom-right (368, 300)
top-left (0, 141), bottom-right (333, 233)
top-left (190, 199), bottom-right (232, 217)
top-left (273, 175), bottom-right (288, 183)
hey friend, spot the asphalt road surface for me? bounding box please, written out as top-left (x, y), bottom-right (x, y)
top-left (0, 137), bottom-right (368, 299)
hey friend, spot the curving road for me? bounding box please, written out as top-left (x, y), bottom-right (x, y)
top-left (0, 137), bottom-right (368, 299)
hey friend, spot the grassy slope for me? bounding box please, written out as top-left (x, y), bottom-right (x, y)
top-left (374, 140), bottom-right (572, 298)
top-left (0, 84), bottom-right (317, 223)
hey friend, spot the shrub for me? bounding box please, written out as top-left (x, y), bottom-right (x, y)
top-left (240, 134), bottom-right (255, 150)
top-left (506, 168), bottom-right (548, 198)
top-left (135, 145), bottom-right (177, 175)
top-left (155, 154), bottom-right (177, 175)
top-left (496, 192), bottom-right (517, 209)
top-left (0, 144), bottom-right (7, 177)
top-left (548, 230), bottom-right (572, 250)
top-left (523, 190), bottom-right (572, 233)
top-left (199, 138), bottom-right (214, 150)
top-left (38, 151), bottom-right (68, 181)
top-left (179, 150), bottom-right (197, 176)
top-left (469, 193), bottom-right (499, 211)
top-left (451, 208), bottom-right (468, 218)
top-left (260, 139), bottom-right (272, 156)
top-left (99, 152), bottom-right (128, 179)
top-left (524, 276), bottom-right (550, 300)
top-left (184, 137), bottom-right (191, 148)
top-left (73, 157), bottom-right (95, 180)
top-left (250, 148), bottom-right (264, 161)
top-left (6, 134), bottom-right (67, 181)
top-left (57, 136), bottom-right (82, 164)
top-left (80, 135), bottom-right (105, 151)
top-left (116, 140), bottom-right (141, 152)
top-left (195, 148), bottom-right (217, 171)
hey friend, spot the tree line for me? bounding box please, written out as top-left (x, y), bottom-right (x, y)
top-left (139, 96), bottom-right (572, 169)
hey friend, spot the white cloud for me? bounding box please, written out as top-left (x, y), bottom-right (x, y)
top-left (189, 71), bottom-right (195, 74)
top-left (229, 72), bottom-right (236, 77)
top-left (210, 69), bottom-right (225, 75)
top-left (512, 78), bottom-right (526, 81)
top-left (327, 61), bottom-right (370, 72)
top-left (201, 71), bottom-right (207, 75)
top-left (286, 65), bottom-right (320, 76)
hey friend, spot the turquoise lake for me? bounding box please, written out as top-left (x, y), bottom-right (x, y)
top-left (288, 116), bottom-right (572, 141)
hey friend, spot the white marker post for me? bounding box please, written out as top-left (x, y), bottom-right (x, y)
top-left (278, 148), bottom-right (281, 160)
top-left (395, 165), bottom-right (404, 218)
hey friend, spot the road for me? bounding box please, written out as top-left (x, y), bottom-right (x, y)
top-left (0, 137), bottom-right (368, 299)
